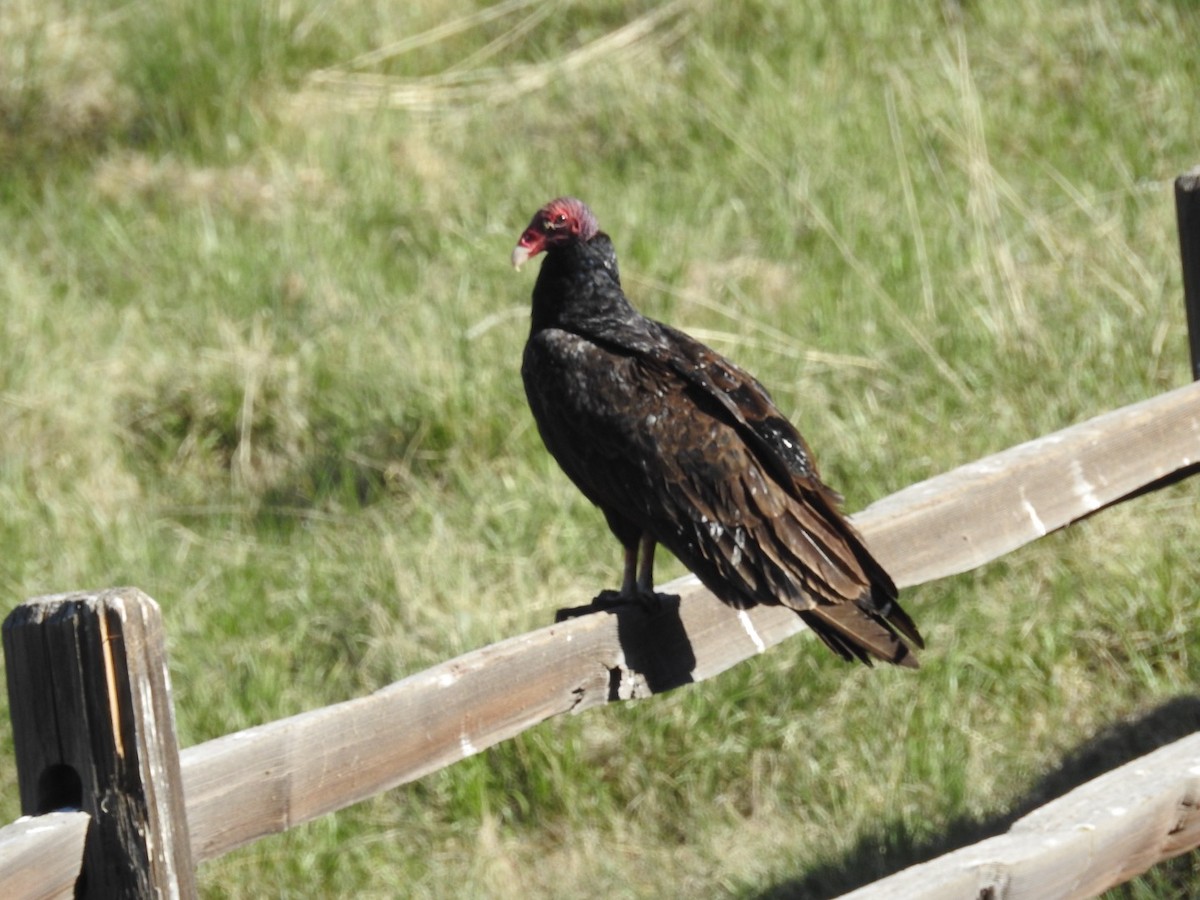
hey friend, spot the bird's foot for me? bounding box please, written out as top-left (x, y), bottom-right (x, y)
top-left (597, 588), bottom-right (672, 611)
top-left (593, 588), bottom-right (632, 608)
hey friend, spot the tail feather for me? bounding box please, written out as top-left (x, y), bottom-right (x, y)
top-left (800, 599), bottom-right (920, 669)
top-left (868, 594), bottom-right (924, 650)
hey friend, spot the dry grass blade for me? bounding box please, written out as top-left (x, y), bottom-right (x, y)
top-left (687, 97), bottom-right (974, 402)
top-left (682, 328), bottom-right (882, 371)
top-left (441, 3), bottom-right (558, 78)
top-left (792, 190), bottom-right (975, 403)
top-left (341, 0), bottom-right (545, 71)
top-left (885, 78), bottom-right (935, 319)
top-left (298, 0), bottom-right (690, 113)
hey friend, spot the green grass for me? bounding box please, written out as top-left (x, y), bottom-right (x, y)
top-left (2, 0), bottom-right (1200, 896)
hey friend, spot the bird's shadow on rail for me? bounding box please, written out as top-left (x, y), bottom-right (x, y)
top-left (755, 695), bottom-right (1200, 899)
top-left (556, 593), bottom-right (697, 696)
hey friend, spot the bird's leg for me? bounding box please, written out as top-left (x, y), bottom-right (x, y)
top-left (591, 543), bottom-right (640, 609)
top-left (635, 535), bottom-right (656, 596)
top-left (631, 534), bottom-right (672, 611)
top-left (586, 536), bottom-right (673, 614)
top-left (621, 542), bottom-right (640, 598)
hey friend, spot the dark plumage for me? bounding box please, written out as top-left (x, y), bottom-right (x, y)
top-left (512, 197), bottom-right (923, 667)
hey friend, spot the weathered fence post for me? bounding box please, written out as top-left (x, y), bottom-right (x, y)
top-left (2, 588), bottom-right (197, 899)
top-left (1175, 165), bottom-right (1200, 380)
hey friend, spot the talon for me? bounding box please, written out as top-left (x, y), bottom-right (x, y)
top-left (593, 589), bottom-right (627, 609)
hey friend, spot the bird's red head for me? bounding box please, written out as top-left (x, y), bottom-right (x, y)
top-left (511, 197), bottom-right (599, 270)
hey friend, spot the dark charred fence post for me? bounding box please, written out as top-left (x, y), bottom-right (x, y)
top-left (2, 588), bottom-right (197, 899)
top-left (1175, 166), bottom-right (1200, 381)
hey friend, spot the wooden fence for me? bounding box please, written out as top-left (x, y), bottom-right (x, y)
top-left (2, 171), bottom-right (1200, 898)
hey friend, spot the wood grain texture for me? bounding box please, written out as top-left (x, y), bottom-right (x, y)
top-left (837, 733), bottom-right (1200, 899)
top-left (855, 379), bottom-right (1200, 587)
top-left (176, 381), bottom-right (1200, 862)
top-left (0, 811), bottom-right (90, 900)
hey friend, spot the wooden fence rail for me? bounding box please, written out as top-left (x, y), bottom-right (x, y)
top-left (840, 731), bottom-right (1200, 899)
top-left (3, 171), bottom-right (1200, 900)
top-left (2, 379), bottom-right (1199, 898)
top-left (179, 378), bottom-right (1200, 866)
top-left (0, 811), bottom-right (89, 899)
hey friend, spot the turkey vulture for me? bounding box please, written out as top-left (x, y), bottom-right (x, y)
top-left (512, 197), bottom-right (922, 667)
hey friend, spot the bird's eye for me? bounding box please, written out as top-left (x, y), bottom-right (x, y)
top-left (545, 212), bottom-right (568, 231)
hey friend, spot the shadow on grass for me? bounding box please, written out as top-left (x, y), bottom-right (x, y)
top-left (757, 695), bottom-right (1200, 899)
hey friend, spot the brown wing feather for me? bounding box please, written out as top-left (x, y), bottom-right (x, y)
top-left (636, 332), bottom-right (922, 665)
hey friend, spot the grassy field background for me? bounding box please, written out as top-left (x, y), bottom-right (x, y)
top-left (3, 0), bottom-right (1200, 896)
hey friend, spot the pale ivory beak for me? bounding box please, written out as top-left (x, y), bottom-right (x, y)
top-left (511, 243), bottom-right (533, 270)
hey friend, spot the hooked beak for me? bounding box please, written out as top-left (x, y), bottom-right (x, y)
top-left (511, 243), bottom-right (533, 270)
top-left (511, 229), bottom-right (545, 271)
